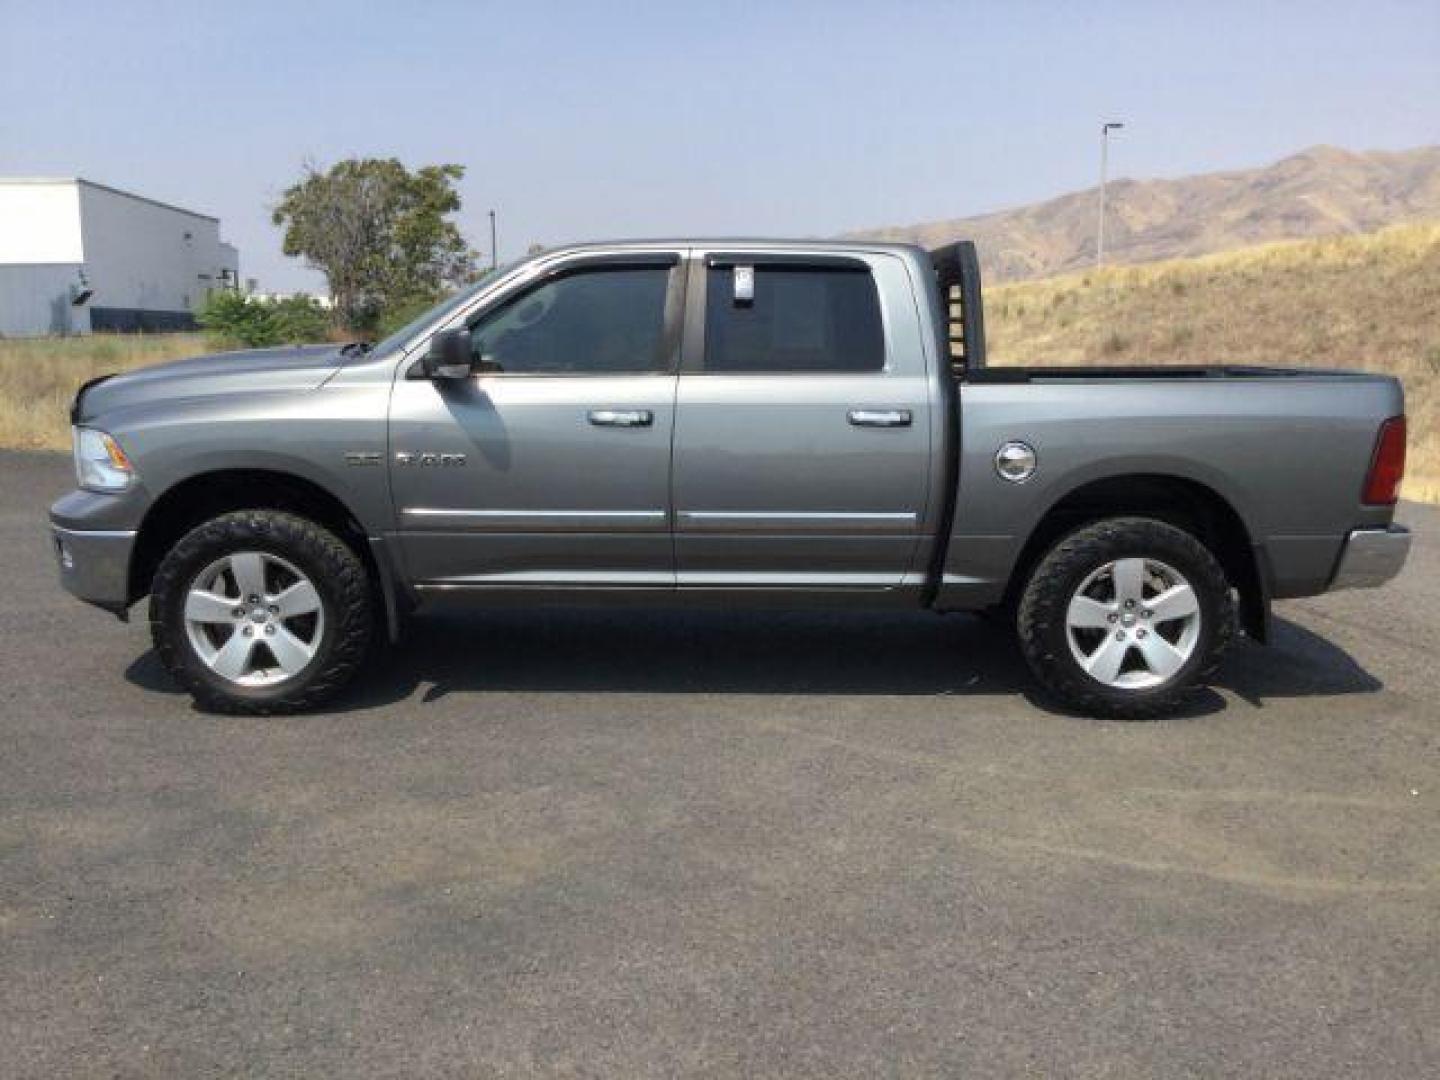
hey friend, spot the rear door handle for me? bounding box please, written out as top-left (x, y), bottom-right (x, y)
top-left (588, 409), bottom-right (654, 427)
top-left (848, 408), bottom-right (912, 428)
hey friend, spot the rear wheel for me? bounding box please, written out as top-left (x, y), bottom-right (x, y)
top-left (150, 510), bottom-right (373, 714)
top-left (1017, 517), bottom-right (1235, 719)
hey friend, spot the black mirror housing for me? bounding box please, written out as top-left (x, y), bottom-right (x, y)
top-left (423, 329), bottom-right (474, 379)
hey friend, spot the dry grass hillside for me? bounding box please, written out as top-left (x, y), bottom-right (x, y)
top-left (853, 145), bottom-right (1440, 282)
top-left (986, 222), bottom-right (1440, 501)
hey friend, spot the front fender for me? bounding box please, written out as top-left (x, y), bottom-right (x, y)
top-left (101, 383), bottom-right (393, 535)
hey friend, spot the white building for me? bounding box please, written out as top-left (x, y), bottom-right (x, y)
top-left (0, 178), bottom-right (239, 336)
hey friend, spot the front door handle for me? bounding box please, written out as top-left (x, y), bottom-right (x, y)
top-left (588, 409), bottom-right (654, 427)
top-left (848, 408), bottom-right (912, 428)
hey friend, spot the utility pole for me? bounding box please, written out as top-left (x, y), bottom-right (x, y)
top-left (488, 209), bottom-right (498, 270)
top-left (1097, 121), bottom-right (1124, 268)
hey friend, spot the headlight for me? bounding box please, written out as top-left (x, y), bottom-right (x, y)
top-left (72, 427), bottom-right (136, 491)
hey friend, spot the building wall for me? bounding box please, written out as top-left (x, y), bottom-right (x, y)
top-left (0, 181), bottom-right (84, 264)
top-left (0, 178), bottom-right (239, 336)
top-left (0, 181), bottom-right (89, 335)
top-left (0, 264), bottom-right (89, 336)
top-left (77, 182), bottom-right (234, 330)
top-left (220, 242), bottom-right (240, 284)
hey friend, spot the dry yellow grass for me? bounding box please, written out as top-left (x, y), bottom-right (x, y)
top-left (0, 333), bottom-right (210, 451)
top-left (987, 222), bottom-right (1440, 503)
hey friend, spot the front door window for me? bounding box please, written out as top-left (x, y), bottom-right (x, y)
top-left (469, 265), bottom-right (672, 375)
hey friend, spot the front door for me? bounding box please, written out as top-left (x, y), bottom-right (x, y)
top-left (389, 254), bottom-right (684, 590)
top-left (672, 253), bottom-right (934, 591)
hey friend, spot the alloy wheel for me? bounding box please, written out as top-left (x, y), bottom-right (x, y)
top-left (1064, 557), bottom-right (1202, 690)
top-left (182, 551), bottom-right (325, 686)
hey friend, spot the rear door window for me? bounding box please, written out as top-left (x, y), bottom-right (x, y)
top-left (702, 264), bottom-right (884, 373)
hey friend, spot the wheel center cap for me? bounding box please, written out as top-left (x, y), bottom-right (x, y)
top-left (250, 607), bottom-right (269, 623)
top-left (1121, 612), bottom-right (1137, 627)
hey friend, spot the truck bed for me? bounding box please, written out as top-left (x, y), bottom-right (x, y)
top-left (933, 366), bottom-right (1404, 616)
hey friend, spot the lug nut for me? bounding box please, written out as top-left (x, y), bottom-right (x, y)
top-left (1141, 609), bottom-right (1152, 618)
top-left (264, 625), bottom-right (276, 635)
top-left (1115, 630), bottom-right (1126, 641)
top-left (268, 605), bottom-right (279, 614)
top-left (232, 607), bottom-right (244, 618)
top-left (1107, 613), bottom-right (1119, 623)
top-left (248, 594), bottom-right (259, 604)
top-left (242, 626), bottom-right (253, 637)
top-left (1137, 628), bottom-right (1148, 639)
top-left (1124, 599), bottom-right (1135, 609)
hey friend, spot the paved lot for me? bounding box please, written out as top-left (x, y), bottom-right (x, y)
top-left (2, 449), bottom-right (1437, 1077)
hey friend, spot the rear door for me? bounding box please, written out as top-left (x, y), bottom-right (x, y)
top-left (388, 252), bottom-right (685, 590)
top-left (671, 251), bottom-right (935, 591)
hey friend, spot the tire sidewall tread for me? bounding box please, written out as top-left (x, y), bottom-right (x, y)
top-left (1016, 516), bottom-right (1236, 720)
top-left (149, 510), bottom-right (372, 715)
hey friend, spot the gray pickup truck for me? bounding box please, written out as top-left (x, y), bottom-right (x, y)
top-left (51, 239), bottom-right (1411, 717)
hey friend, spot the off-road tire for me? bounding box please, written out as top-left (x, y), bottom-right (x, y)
top-left (150, 510), bottom-right (373, 714)
top-left (1016, 516), bottom-right (1235, 720)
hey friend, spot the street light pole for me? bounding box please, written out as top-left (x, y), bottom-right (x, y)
top-left (1097, 121), bottom-right (1124, 268)
top-left (488, 209), bottom-right (498, 271)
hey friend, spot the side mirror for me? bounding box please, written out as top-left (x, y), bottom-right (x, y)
top-left (422, 329), bottom-right (474, 379)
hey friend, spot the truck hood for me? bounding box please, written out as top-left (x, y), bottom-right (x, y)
top-left (74, 344), bottom-right (348, 424)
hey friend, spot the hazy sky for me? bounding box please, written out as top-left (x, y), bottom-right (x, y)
top-left (3, 0), bottom-right (1437, 292)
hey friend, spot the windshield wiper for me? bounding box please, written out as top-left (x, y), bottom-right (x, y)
top-left (339, 341), bottom-right (373, 357)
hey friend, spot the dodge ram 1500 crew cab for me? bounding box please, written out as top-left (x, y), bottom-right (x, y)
top-left (51, 239), bottom-right (1412, 717)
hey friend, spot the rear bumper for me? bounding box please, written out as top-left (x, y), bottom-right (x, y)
top-left (1329, 525), bottom-right (1411, 591)
top-left (50, 525), bottom-right (135, 615)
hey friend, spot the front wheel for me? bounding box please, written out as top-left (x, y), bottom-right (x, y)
top-left (1016, 517), bottom-right (1235, 719)
top-left (149, 510), bottom-right (373, 714)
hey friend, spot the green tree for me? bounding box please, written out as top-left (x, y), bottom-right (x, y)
top-left (268, 295), bottom-right (332, 344)
top-left (272, 159), bottom-right (478, 332)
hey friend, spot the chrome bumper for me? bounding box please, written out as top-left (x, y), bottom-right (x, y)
top-left (1329, 525), bottom-right (1412, 591)
top-left (51, 525), bottom-right (136, 614)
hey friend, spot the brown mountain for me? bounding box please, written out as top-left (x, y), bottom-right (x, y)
top-left (847, 145), bottom-right (1440, 281)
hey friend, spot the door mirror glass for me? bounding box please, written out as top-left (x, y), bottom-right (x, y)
top-left (422, 328), bottom-right (474, 379)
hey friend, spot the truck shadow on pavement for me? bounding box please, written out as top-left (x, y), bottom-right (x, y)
top-left (126, 609), bottom-right (1381, 719)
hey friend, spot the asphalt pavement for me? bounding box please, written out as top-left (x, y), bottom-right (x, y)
top-left (2, 449), bottom-right (1436, 1077)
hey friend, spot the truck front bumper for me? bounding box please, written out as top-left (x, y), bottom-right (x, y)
top-left (50, 486), bottom-right (149, 616)
top-left (51, 525), bottom-right (136, 615)
top-left (1329, 525), bottom-right (1412, 591)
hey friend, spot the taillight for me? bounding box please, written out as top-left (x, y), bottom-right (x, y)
top-left (1362, 416), bottom-right (1406, 505)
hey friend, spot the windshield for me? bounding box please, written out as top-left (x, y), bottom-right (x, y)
top-left (369, 261), bottom-right (522, 356)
